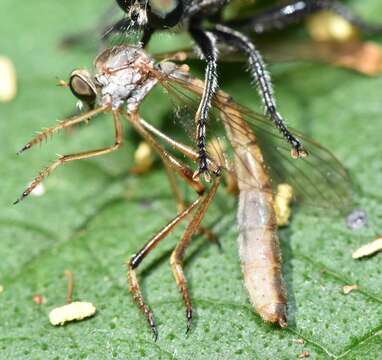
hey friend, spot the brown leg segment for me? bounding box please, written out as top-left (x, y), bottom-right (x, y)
top-left (14, 110), bottom-right (122, 204)
top-left (163, 162), bottom-right (188, 213)
top-left (138, 117), bottom-right (220, 246)
top-left (17, 106), bottom-right (108, 154)
top-left (170, 174), bottom-right (221, 333)
top-left (125, 111), bottom-right (222, 337)
top-left (163, 160), bottom-right (219, 247)
top-left (128, 197), bottom-right (202, 341)
top-left (126, 112), bottom-right (205, 195)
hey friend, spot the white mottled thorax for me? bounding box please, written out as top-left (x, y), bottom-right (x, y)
top-left (94, 46), bottom-right (157, 111)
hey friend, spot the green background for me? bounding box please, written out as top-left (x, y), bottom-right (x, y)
top-left (0, 0), bottom-right (382, 359)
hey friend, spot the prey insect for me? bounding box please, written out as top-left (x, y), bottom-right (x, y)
top-left (105, 0), bottom-right (382, 178)
top-left (16, 45), bottom-right (352, 339)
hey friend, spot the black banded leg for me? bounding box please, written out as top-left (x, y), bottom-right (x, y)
top-left (212, 25), bottom-right (306, 158)
top-left (227, 0), bottom-right (382, 35)
top-left (190, 27), bottom-right (219, 180)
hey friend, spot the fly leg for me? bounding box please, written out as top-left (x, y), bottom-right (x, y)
top-left (131, 116), bottom-right (223, 327)
top-left (17, 106), bottom-right (108, 154)
top-left (14, 110), bottom-right (122, 204)
top-left (157, 132), bottom-right (220, 247)
top-left (212, 24), bottom-right (307, 159)
top-left (127, 112), bottom-right (205, 194)
top-left (125, 112), bottom-right (220, 338)
top-left (227, 0), bottom-right (382, 35)
top-left (133, 116), bottom-right (221, 245)
top-left (128, 197), bottom-right (203, 341)
top-left (189, 26), bottom-right (219, 181)
top-left (170, 175), bottom-right (221, 333)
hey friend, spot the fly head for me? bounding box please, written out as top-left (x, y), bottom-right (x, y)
top-left (69, 69), bottom-right (97, 110)
top-left (116, 0), bottom-right (183, 29)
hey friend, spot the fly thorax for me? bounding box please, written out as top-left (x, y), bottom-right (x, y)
top-left (94, 46), bottom-right (157, 110)
top-left (126, 77), bottom-right (158, 113)
top-left (96, 70), bottom-right (142, 109)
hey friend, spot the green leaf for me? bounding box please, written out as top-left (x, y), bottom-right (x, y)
top-left (1, 0), bottom-right (382, 359)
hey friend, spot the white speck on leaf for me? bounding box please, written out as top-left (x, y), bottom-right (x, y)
top-left (49, 301), bottom-right (96, 326)
top-left (0, 56), bottom-right (17, 102)
top-left (352, 237), bottom-right (382, 259)
top-left (343, 284), bottom-right (358, 295)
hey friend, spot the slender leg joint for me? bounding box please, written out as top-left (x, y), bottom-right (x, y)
top-left (127, 260), bottom-right (158, 341)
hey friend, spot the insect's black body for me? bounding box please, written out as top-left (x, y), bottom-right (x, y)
top-left (107, 0), bottom-right (382, 177)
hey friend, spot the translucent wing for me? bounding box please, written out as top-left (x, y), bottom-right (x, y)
top-left (157, 68), bottom-right (353, 211)
top-left (59, 4), bottom-right (143, 50)
top-left (102, 18), bottom-right (145, 47)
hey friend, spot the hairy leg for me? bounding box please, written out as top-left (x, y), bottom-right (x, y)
top-left (189, 26), bottom-right (219, 180)
top-left (170, 174), bottom-right (221, 332)
top-left (128, 196), bottom-right (202, 340)
top-left (125, 112), bottom-right (221, 337)
top-left (137, 117), bottom-right (220, 246)
top-left (213, 24), bottom-right (306, 158)
top-left (14, 110), bottom-right (121, 204)
top-left (17, 106), bottom-right (108, 154)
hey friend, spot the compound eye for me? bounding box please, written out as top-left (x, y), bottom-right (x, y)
top-left (149, 0), bottom-right (183, 28)
top-left (69, 69), bottom-right (97, 108)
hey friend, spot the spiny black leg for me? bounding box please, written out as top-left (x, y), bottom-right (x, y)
top-left (190, 27), bottom-right (219, 180)
top-left (141, 26), bottom-right (154, 47)
top-left (227, 0), bottom-right (382, 35)
top-left (213, 25), bottom-right (306, 158)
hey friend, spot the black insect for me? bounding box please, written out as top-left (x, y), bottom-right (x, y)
top-left (105, 0), bottom-right (382, 179)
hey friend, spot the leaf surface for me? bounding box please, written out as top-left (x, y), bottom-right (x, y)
top-left (0, 0), bottom-right (382, 359)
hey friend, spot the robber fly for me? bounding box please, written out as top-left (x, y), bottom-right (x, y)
top-left (15, 45), bottom-right (352, 339)
top-left (101, 0), bottom-right (382, 179)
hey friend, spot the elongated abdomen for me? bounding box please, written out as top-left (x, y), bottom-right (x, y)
top-left (176, 77), bottom-right (288, 326)
top-left (238, 188), bottom-right (287, 327)
top-left (219, 99), bottom-right (288, 327)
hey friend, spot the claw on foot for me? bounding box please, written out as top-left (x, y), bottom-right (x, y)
top-left (291, 145), bottom-right (308, 159)
top-left (192, 167), bottom-right (211, 182)
top-left (147, 310), bottom-right (158, 341)
top-left (16, 143), bottom-right (32, 155)
top-left (151, 323), bottom-right (159, 342)
top-left (185, 308), bottom-right (193, 335)
top-left (13, 190), bottom-right (30, 205)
